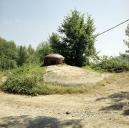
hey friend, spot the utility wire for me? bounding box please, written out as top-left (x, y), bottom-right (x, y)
top-left (96, 18), bottom-right (129, 37)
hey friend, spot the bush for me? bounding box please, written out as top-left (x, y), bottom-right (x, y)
top-left (0, 57), bottom-right (17, 70)
top-left (1, 65), bottom-right (43, 95)
top-left (2, 74), bottom-right (40, 95)
top-left (91, 56), bottom-right (129, 72)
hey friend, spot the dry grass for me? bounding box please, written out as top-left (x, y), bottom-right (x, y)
top-left (37, 82), bottom-right (106, 95)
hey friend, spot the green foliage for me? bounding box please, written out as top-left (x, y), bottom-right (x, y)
top-left (0, 64), bottom-right (99, 95)
top-left (0, 38), bottom-right (18, 61)
top-left (0, 37), bottom-right (18, 70)
top-left (17, 46), bottom-right (28, 66)
top-left (0, 71), bottom-right (7, 87)
top-left (49, 33), bottom-right (61, 53)
top-left (50, 10), bottom-right (96, 66)
top-left (0, 57), bottom-right (17, 70)
top-left (91, 56), bottom-right (129, 72)
top-left (26, 44), bottom-right (39, 64)
top-left (0, 10), bottom-right (96, 68)
top-left (0, 37), bottom-right (39, 70)
top-left (2, 74), bottom-right (39, 95)
top-left (1, 65), bottom-right (43, 95)
top-left (10, 64), bottom-right (44, 76)
top-left (37, 41), bottom-right (53, 64)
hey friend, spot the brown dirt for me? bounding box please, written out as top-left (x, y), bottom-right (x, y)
top-left (0, 71), bottom-right (129, 128)
top-left (44, 65), bottom-right (109, 85)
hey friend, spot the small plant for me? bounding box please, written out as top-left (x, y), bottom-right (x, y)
top-left (2, 74), bottom-right (40, 95)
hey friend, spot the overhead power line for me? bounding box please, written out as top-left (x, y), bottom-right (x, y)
top-left (96, 18), bottom-right (129, 37)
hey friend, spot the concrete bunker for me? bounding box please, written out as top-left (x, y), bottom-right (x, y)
top-left (44, 54), bottom-right (64, 66)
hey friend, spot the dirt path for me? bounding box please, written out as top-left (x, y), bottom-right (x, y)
top-left (0, 80), bottom-right (129, 128)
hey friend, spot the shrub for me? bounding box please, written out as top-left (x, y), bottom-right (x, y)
top-left (91, 56), bottom-right (129, 72)
top-left (0, 57), bottom-right (17, 70)
top-left (2, 74), bottom-right (40, 95)
top-left (1, 65), bottom-right (43, 95)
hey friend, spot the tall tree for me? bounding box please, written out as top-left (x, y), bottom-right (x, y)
top-left (17, 46), bottom-right (28, 66)
top-left (49, 33), bottom-right (61, 53)
top-left (50, 10), bottom-right (96, 66)
top-left (37, 41), bottom-right (53, 63)
top-left (0, 37), bottom-right (18, 70)
top-left (26, 44), bottom-right (38, 64)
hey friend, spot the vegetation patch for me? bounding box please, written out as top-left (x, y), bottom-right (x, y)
top-left (37, 83), bottom-right (87, 95)
top-left (1, 65), bottom-right (44, 95)
top-left (2, 74), bottom-right (39, 95)
top-left (0, 65), bottom-right (106, 95)
top-left (91, 56), bottom-right (129, 73)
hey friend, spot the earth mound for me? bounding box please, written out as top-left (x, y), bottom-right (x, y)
top-left (43, 65), bottom-right (108, 86)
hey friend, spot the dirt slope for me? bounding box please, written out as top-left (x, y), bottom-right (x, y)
top-left (44, 65), bottom-right (109, 85)
top-left (0, 72), bottom-right (129, 128)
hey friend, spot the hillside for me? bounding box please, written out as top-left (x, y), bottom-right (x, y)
top-left (44, 64), bottom-right (109, 86)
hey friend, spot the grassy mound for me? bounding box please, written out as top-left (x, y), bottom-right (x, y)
top-left (0, 65), bottom-right (106, 95)
top-left (44, 65), bottom-right (107, 86)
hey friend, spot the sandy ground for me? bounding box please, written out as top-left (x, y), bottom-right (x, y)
top-left (0, 81), bottom-right (129, 128)
top-left (0, 67), bottom-right (129, 128)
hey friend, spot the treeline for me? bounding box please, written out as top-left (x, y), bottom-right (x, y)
top-left (0, 10), bottom-right (129, 72)
top-left (0, 9), bottom-right (96, 70)
top-left (0, 37), bottom-right (39, 70)
top-left (36, 10), bottom-right (129, 72)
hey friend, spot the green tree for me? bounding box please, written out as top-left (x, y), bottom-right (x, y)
top-left (49, 33), bottom-right (61, 53)
top-left (0, 37), bottom-right (18, 61)
top-left (0, 37), bottom-right (18, 70)
top-left (17, 46), bottom-right (28, 66)
top-left (121, 24), bottom-right (129, 58)
top-left (26, 44), bottom-right (38, 64)
top-left (37, 41), bottom-right (53, 63)
top-left (50, 10), bottom-right (96, 66)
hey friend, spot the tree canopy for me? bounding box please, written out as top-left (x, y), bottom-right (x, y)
top-left (50, 10), bottom-right (96, 66)
top-left (0, 37), bottom-right (18, 70)
top-left (0, 37), bottom-right (38, 70)
top-left (37, 41), bottom-right (53, 64)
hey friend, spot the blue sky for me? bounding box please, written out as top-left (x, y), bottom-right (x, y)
top-left (0, 0), bottom-right (129, 56)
